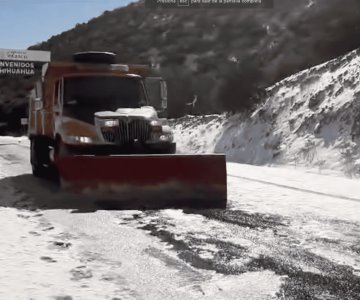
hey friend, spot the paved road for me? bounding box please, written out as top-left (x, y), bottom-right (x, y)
top-left (0, 138), bottom-right (359, 299)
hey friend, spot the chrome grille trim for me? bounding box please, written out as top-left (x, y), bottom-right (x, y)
top-left (100, 119), bottom-right (151, 144)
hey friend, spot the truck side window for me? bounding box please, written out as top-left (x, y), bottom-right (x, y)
top-left (139, 82), bottom-right (148, 106)
top-left (54, 81), bottom-right (59, 105)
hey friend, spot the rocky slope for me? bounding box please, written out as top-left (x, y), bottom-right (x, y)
top-left (173, 48), bottom-right (360, 177)
top-left (1, 0), bottom-right (360, 132)
top-left (27, 0), bottom-right (360, 115)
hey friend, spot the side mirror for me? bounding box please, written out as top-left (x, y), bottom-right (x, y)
top-left (34, 97), bottom-right (43, 110)
top-left (144, 77), bottom-right (168, 113)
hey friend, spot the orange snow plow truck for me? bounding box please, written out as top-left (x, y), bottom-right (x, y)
top-left (28, 52), bottom-right (227, 208)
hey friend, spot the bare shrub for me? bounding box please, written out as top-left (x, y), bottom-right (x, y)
top-left (299, 138), bottom-right (318, 164)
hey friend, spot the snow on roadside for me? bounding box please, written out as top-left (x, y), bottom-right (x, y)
top-left (0, 188), bottom-right (129, 299)
top-left (227, 162), bottom-right (360, 217)
top-left (173, 49), bottom-right (360, 178)
top-left (0, 136), bottom-right (31, 176)
top-left (0, 137), bottom-right (130, 299)
top-left (171, 114), bottom-right (227, 154)
top-left (0, 135), bottom-right (29, 145)
top-left (225, 163), bottom-right (360, 276)
top-left (0, 208), bottom-right (94, 299)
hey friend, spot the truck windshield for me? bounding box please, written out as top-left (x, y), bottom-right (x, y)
top-left (62, 76), bottom-right (146, 123)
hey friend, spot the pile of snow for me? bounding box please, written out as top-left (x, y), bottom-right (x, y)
top-left (171, 114), bottom-right (227, 154)
top-left (173, 49), bottom-right (360, 177)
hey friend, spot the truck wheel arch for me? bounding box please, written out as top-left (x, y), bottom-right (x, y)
top-left (30, 136), bottom-right (53, 178)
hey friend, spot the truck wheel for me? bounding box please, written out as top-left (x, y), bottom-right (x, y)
top-left (30, 137), bottom-right (53, 178)
top-left (54, 137), bottom-right (70, 157)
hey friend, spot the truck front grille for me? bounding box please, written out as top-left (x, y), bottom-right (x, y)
top-left (101, 119), bottom-right (151, 144)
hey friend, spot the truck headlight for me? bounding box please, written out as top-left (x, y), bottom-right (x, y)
top-left (78, 136), bottom-right (93, 143)
top-left (151, 125), bottom-right (162, 133)
top-left (161, 125), bottom-right (172, 134)
top-left (159, 134), bottom-right (173, 142)
top-left (150, 120), bottom-right (163, 133)
top-left (66, 136), bottom-right (94, 144)
top-left (150, 120), bottom-right (161, 126)
top-left (97, 119), bottom-right (119, 127)
top-left (149, 121), bottom-right (174, 142)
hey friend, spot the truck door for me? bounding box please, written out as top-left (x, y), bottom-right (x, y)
top-left (144, 77), bottom-right (167, 117)
top-left (28, 80), bottom-right (44, 136)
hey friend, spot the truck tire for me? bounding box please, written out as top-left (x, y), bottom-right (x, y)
top-left (54, 136), bottom-right (70, 156)
top-left (30, 137), bottom-right (54, 178)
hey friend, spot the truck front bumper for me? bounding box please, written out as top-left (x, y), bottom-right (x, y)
top-left (61, 141), bottom-right (176, 155)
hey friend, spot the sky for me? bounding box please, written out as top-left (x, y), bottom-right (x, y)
top-left (0, 0), bottom-right (132, 49)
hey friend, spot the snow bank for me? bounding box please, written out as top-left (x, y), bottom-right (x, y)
top-left (173, 49), bottom-right (360, 177)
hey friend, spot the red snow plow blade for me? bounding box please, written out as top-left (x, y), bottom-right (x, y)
top-left (55, 154), bottom-right (227, 209)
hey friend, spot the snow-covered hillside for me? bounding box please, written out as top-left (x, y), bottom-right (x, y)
top-left (173, 49), bottom-right (360, 177)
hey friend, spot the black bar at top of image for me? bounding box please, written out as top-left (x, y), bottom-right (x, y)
top-left (145, 0), bottom-right (274, 9)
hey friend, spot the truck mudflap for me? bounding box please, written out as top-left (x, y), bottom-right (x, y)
top-left (55, 154), bottom-right (227, 209)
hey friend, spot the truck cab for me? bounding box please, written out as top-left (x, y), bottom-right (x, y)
top-left (28, 52), bottom-right (175, 177)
